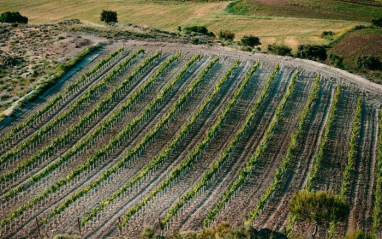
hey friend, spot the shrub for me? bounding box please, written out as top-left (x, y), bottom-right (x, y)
top-left (296, 45), bottom-right (327, 61)
top-left (241, 46), bottom-right (253, 52)
top-left (371, 16), bottom-right (382, 28)
top-left (342, 230), bottom-right (374, 239)
top-left (0, 11), bottom-right (28, 24)
top-left (289, 190), bottom-right (349, 236)
top-left (357, 55), bottom-right (382, 70)
top-left (140, 226), bottom-right (154, 239)
top-left (100, 10), bottom-right (118, 24)
top-left (267, 43), bottom-right (292, 56)
top-left (321, 31), bottom-right (335, 39)
top-left (191, 38), bottom-right (199, 45)
top-left (241, 35), bottom-right (260, 47)
top-left (328, 53), bottom-right (344, 69)
top-left (218, 29), bottom-right (235, 41)
top-left (184, 26), bottom-right (208, 35)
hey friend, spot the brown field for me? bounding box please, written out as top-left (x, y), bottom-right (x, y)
top-left (0, 41), bottom-right (381, 239)
top-left (329, 28), bottom-right (382, 82)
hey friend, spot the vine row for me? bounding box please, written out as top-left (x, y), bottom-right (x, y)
top-left (119, 59), bottom-right (244, 229)
top-left (245, 75), bottom-right (320, 224)
top-left (203, 68), bottom-right (298, 227)
top-left (80, 58), bottom-right (242, 226)
top-left (160, 62), bottom-right (263, 227)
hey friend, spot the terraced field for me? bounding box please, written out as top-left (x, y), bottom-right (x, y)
top-left (0, 41), bottom-right (381, 239)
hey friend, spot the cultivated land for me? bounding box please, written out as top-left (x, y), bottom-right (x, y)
top-left (0, 0), bottom-right (367, 48)
top-left (0, 41), bottom-right (381, 239)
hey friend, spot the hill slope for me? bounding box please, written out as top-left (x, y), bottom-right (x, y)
top-left (0, 41), bottom-right (381, 238)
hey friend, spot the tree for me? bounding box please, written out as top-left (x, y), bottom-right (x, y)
top-left (356, 55), bottom-right (381, 70)
top-left (328, 54), bottom-right (344, 69)
top-left (241, 35), bottom-right (261, 48)
top-left (0, 11), bottom-right (28, 24)
top-left (371, 17), bottom-right (382, 28)
top-left (267, 43), bottom-right (292, 56)
top-left (218, 30), bottom-right (235, 41)
top-left (289, 190), bottom-right (349, 238)
top-left (100, 10), bottom-right (118, 24)
top-left (296, 45), bottom-right (327, 62)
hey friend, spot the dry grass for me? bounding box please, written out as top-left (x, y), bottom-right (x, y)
top-left (0, 0), bottom-right (365, 49)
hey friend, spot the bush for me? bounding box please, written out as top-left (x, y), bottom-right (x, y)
top-left (357, 55), bottom-right (382, 70)
top-left (289, 190), bottom-right (349, 236)
top-left (321, 31), bottom-right (335, 39)
top-left (371, 16), bottom-right (382, 28)
top-left (191, 38), bottom-right (199, 45)
top-left (342, 230), bottom-right (374, 239)
top-left (241, 35), bottom-right (260, 47)
top-left (241, 46), bottom-right (253, 52)
top-left (0, 11), bottom-right (28, 24)
top-left (328, 53), bottom-right (344, 69)
top-left (267, 43), bottom-right (292, 56)
top-left (100, 10), bottom-right (118, 24)
top-left (218, 30), bottom-right (235, 41)
top-left (184, 26), bottom-right (208, 35)
top-left (140, 226), bottom-right (154, 239)
top-left (296, 45), bottom-right (327, 61)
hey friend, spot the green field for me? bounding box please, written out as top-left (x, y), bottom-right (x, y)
top-left (0, 0), bottom-right (369, 49)
top-left (226, 0), bottom-right (382, 21)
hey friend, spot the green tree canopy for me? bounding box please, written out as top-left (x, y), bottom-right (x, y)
top-left (100, 10), bottom-right (118, 24)
top-left (0, 12), bottom-right (28, 24)
top-left (241, 35), bottom-right (261, 48)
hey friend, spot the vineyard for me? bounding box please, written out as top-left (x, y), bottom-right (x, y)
top-left (0, 42), bottom-right (381, 239)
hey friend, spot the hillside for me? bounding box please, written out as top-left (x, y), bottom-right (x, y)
top-left (0, 41), bottom-right (381, 238)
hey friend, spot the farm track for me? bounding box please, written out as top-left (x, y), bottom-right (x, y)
top-left (0, 49), bottom-right (145, 175)
top-left (0, 48), bottom-right (109, 135)
top-left (252, 78), bottom-right (335, 231)
top-left (1, 43), bottom-right (382, 239)
top-left (0, 49), bottom-right (130, 156)
top-left (0, 50), bottom-right (163, 195)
